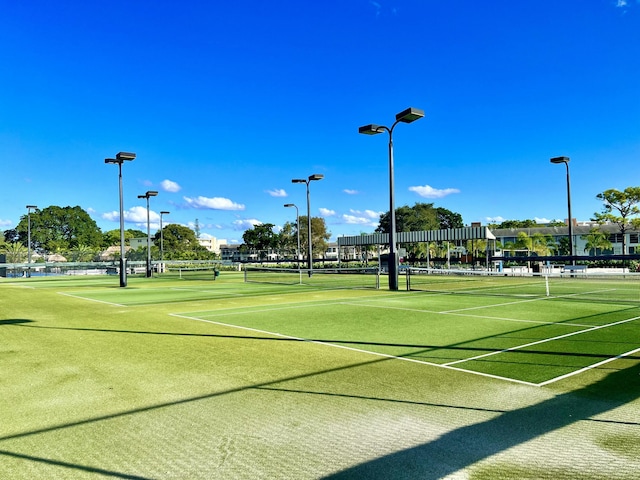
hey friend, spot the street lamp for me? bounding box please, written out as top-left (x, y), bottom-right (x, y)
top-left (359, 107), bottom-right (424, 290)
top-left (160, 211), bottom-right (170, 271)
top-left (550, 156), bottom-right (574, 264)
top-left (284, 203), bottom-right (300, 268)
top-left (138, 190), bottom-right (158, 278)
top-left (105, 151), bottom-right (136, 287)
top-left (26, 205), bottom-right (37, 277)
top-left (292, 174), bottom-right (324, 275)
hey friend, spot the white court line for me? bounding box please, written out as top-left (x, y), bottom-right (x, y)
top-left (169, 312), bottom-right (540, 386)
top-left (538, 346), bottom-right (640, 386)
top-left (340, 301), bottom-right (593, 328)
top-left (444, 315), bottom-right (640, 367)
top-left (57, 291), bottom-right (127, 307)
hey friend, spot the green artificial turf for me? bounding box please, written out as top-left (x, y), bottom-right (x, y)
top-left (1, 272), bottom-right (639, 479)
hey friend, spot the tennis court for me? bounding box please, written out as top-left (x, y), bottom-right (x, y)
top-left (2, 270), bottom-right (640, 478)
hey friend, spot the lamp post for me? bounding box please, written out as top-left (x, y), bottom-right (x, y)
top-left (105, 152), bottom-right (136, 287)
top-left (550, 156), bottom-right (574, 264)
top-left (160, 211), bottom-right (170, 271)
top-left (291, 174), bottom-right (324, 275)
top-left (359, 107), bottom-right (424, 290)
top-left (284, 203), bottom-right (300, 268)
top-left (138, 190), bottom-right (158, 278)
top-left (26, 205), bottom-right (37, 277)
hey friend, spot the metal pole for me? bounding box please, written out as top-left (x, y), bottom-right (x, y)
top-left (387, 132), bottom-right (398, 290)
top-left (118, 162), bottom-right (127, 287)
top-left (565, 161), bottom-right (574, 265)
top-left (146, 196), bottom-right (152, 278)
top-left (306, 181), bottom-right (312, 275)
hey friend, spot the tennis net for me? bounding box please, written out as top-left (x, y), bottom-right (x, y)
top-left (244, 266), bottom-right (380, 289)
top-left (162, 265), bottom-right (220, 280)
top-left (406, 267), bottom-right (640, 304)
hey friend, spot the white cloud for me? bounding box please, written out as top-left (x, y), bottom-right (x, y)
top-left (184, 196), bottom-right (245, 211)
top-left (408, 185), bottom-right (460, 199)
top-left (102, 206), bottom-right (160, 226)
top-left (350, 209), bottom-right (381, 219)
top-left (485, 216), bottom-right (505, 223)
top-left (232, 219), bottom-right (262, 230)
top-left (319, 208), bottom-right (336, 217)
top-left (534, 217), bottom-right (552, 224)
top-left (617, 0), bottom-right (627, 7)
top-left (266, 188), bottom-right (287, 197)
top-left (342, 214), bottom-right (378, 227)
top-left (343, 189), bottom-right (359, 195)
top-left (161, 179), bottom-right (181, 192)
top-left (0, 218), bottom-right (13, 227)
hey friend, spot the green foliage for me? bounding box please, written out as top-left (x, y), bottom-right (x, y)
top-left (581, 227), bottom-right (612, 255)
top-left (16, 205), bottom-right (103, 253)
top-left (298, 216), bottom-right (331, 258)
top-left (1, 242), bottom-right (28, 262)
top-left (152, 223), bottom-right (213, 260)
top-left (593, 187), bottom-right (640, 254)
top-left (242, 223), bottom-right (279, 251)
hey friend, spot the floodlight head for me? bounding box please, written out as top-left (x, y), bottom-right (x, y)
top-left (147, 191), bottom-right (158, 197)
top-left (138, 195), bottom-right (145, 199)
top-left (26, 205), bottom-right (37, 209)
top-left (292, 178), bottom-right (306, 184)
top-left (160, 211), bottom-right (170, 215)
top-left (359, 124), bottom-right (384, 135)
top-left (116, 152), bottom-right (136, 161)
top-left (396, 107), bottom-right (425, 123)
top-left (550, 156), bottom-right (570, 164)
top-left (105, 158), bottom-right (118, 164)
top-left (308, 174), bottom-right (324, 181)
top-left (284, 203), bottom-right (295, 208)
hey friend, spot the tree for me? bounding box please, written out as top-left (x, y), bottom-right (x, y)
top-left (152, 224), bottom-right (209, 260)
top-left (491, 219), bottom-right (539, 229)
top-left (436, 207), bottom-right (464, 229)
top-left (376, 203), bottom-right (440, 234)
top-left (581, 227), bottom-right (612, 256)
top-left (103, 228), bottom-right (146, 247)
top-left (298, 216), bottom-right (331, 259)
top-left (592, 187), bottom-right (640, 254)
top-left (16, 206), bottom-right (103, 254)
top-left (278, 221), bottom-right (299, 258)
top-left (1, 242), bottom-right (27, 263)
top-left (242, 223), bottom-right (279, 259)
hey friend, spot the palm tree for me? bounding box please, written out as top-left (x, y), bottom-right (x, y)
top-left (581, 227), bottom-right (612, 256)
top-left (1, 242), bottom-right (28, 263)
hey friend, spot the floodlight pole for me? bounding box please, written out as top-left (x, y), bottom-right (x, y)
top-left (284, 203), bottom-right (301, 268)
top-left (138, 190), bottom-right (158, 278)
top-left (550, 156), bottom-right (574, 265)
top-left (359, 107), bottom-right (425, 290)
top-left (26, 205), bottom-right (37, 277)
top-left (105, 152), bottom-right (136, 287)
top-left (160, 211), bottom-right (170, 270)
top-left (292, 174), bottom-right (324, 275)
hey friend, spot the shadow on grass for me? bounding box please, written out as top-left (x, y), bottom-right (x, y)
top-left (0, 319), bottom-right (34, 325)
top-left (322, 361), bottom-right (640, 479)
top-left (2, 319), bottom-right (640, 478)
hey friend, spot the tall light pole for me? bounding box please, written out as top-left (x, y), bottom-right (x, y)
top-left (550, 156), bottom-right (574, 265)
top-left (359, 107), bottom-right (424, 290)
top-left (284, 203), bottom-right (300, 268)
top-left (105, 152), bottom-right (136, 287)
top-left (138, 190), bottom-right (158, 278)
top-left (292, 174), bottom-right (323, 275)
top-left (26, 205), bottom-right (37, 277)
top-left (160, 210), bottom-right (170, 271)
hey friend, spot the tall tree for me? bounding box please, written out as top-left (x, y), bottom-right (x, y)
top-left (152, 224), bottom-right (209, 260)
top-left (16, 206), bottom-right (102, 254)
top-left (297, 216), bottom-right (331, 259)
top-left (581, 227), bottom-right (612, 256)
top-left (242, 223), bottom-right (279, 253)
top-left (592, 187), bottom-right (640, 254)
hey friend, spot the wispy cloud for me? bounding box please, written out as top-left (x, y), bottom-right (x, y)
top-left (0, 218), bottom-right (13, 227)
top-left (343, 189), bottom-right (359, 195)
top-left (266, 188), bottom-right (287, 197)
top-left (409, 185), bottom-right (460, 199)
top-left (232, 218), bottom-right (262, 230)
top-left (161, 179), bottom-right (181, 192)
top-left (319, 208), bottom-right (336, 217)
top-left (102, 206), bottom-right (160, 224)
top-left (616, 0), bottom-right (627, 7)
top-left (340, 209), bottom-right (382, 227)
top-left (183, 196), bottom-right (245, 211)
top-left (485, 216), bottom-right (505, 224)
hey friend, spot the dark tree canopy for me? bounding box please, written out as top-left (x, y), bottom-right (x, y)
top-left (16, 205), bottom-right (102, 253)
top-left (376, 203), bottom-right (463, 234)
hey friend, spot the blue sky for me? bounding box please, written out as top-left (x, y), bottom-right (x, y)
top-left (1, 1), bottom-right (639, 244)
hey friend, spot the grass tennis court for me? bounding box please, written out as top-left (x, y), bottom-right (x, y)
top-left (1, 271), bottom-right (640, 479)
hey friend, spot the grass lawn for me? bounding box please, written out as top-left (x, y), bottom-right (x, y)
top-left (1, 272), bottom-right (640, 479)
